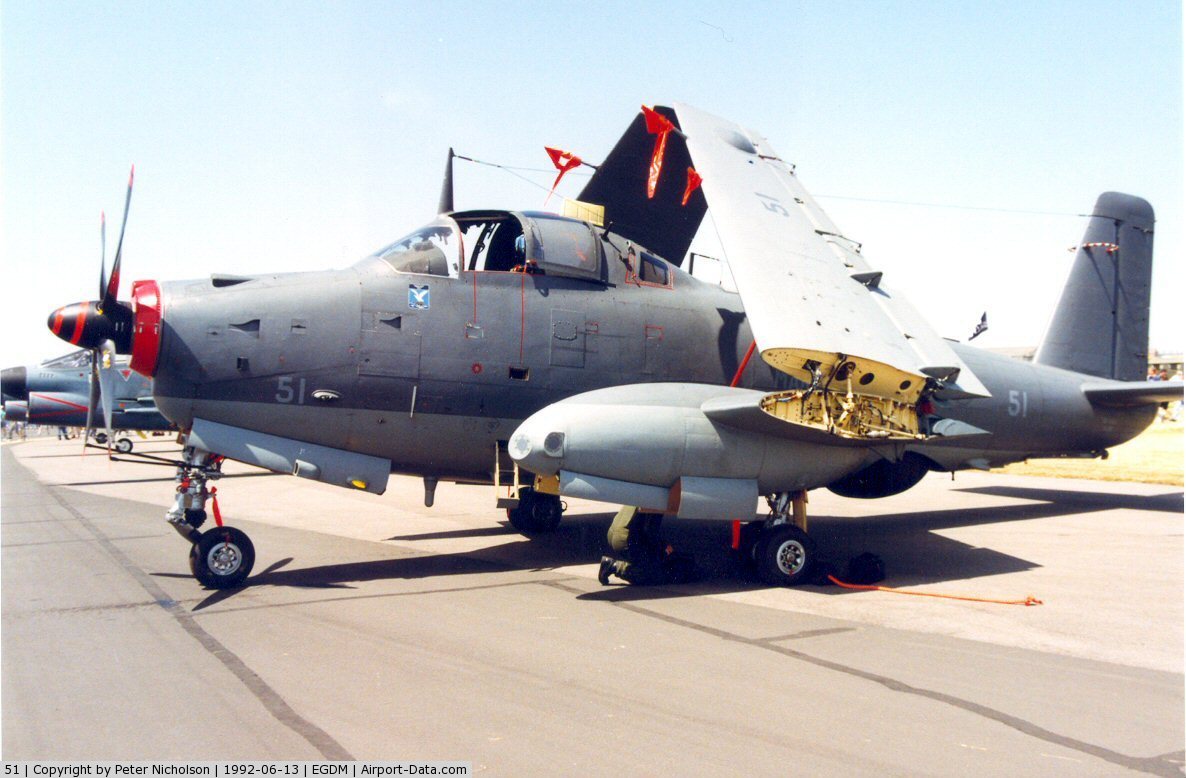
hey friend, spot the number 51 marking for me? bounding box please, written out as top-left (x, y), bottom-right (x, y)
top-left (276, 376), bottom-right (306, 404)
top-left (1008, 389), bottom-right (1028, 417)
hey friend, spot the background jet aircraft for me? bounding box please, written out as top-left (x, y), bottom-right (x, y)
top-left (3, 400), bottom-right (27, 423)
top-left (1, 349), bottom-right (173, 451)
top-left (46, 104), bottom-right (1181, 589)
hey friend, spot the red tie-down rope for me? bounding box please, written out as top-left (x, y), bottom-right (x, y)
top-left (827, 575), bottom-right (1042, 606)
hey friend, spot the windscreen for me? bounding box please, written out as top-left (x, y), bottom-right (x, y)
top-left (373, 220), bottom-right (460, 277)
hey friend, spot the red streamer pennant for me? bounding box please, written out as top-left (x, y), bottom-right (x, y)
top-left (681, 167), bottom-right (702, 206)
top-left (544, 146), bottom-right (582, 204)
top-left (642, 105), bottom-right (675, 199)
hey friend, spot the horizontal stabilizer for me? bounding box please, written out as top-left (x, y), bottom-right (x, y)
top-left (1082, 382), bottom-right (1183, 407)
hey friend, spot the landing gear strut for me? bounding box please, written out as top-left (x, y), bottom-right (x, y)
top-left (748, 490), bottom-right (817, 586)
top-left (166, 445), bottom-right (255, 589)
top-left (507, 486), bottom-right (563, 535)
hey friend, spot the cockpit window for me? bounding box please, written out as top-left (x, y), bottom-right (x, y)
top-left (638, 252), bottom-right (670, 286)
top-left (623, 248), bottom-right (673, 288)
top-left (375, 220), bottom-right (459, 276)
top-left (527, 215), bottom-right (601, 279)
top-left (456, 213), bottom-right (526, 272)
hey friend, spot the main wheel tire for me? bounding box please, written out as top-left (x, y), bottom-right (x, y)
top-left (507, 488), bottom-right (563, 535)
top-left (189, 526), bottom-right (255, 589)
top-left (756, 524), bottom-right (816, 587)
top-left (94, 432), bottom-right (108, 445)
top-left (115, 438), bottom-right (133, 454)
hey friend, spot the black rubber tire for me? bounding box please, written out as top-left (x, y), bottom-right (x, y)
top-left (94, 432), bottom-right (108, 445)
top-left (507, 488), bottom-right (563, 535)
top-left (756, 524), bottom-right (816, 587)
top-left (115, 438), bottom-right (133, 454)
top-left (189, 526), bottom-right (255, 589)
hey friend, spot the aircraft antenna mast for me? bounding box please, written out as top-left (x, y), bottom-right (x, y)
top-left (438, 148), bottom-right (455, 215)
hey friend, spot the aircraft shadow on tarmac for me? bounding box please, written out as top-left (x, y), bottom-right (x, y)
top-left (162, 478), bottom-right (1186, 610)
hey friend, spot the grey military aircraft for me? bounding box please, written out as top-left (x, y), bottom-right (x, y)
top-left (47, 103), bottom-right (1181, 589)
top-left (3, 400), bottom-right (27, 423)
top-left (1, 350), bottom-right (173, 451)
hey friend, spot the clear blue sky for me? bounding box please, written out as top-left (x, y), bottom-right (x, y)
top-left (2, 1), bottom-right (1181, 368)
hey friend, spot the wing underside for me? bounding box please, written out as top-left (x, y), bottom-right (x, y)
top-left (673, 102), bottom-right (988, 406)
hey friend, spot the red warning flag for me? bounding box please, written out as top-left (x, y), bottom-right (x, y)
top-left (544, 146), bottom-right (582, 204)
top-left (642, 105), bottom-right (675, 199)
top-left (681, 167), bottom-right (702, 206)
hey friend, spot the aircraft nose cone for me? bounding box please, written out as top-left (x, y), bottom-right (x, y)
top-left (1, 366), bottom-right (28, 401)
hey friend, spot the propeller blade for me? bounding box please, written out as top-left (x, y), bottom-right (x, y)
top-left (84, 354), bottom-right (99, 452)
top-left (99, 211), bottom-right (107, 302)
top-left (98, 340), bottom-right (117, 454)
top-left (102, 166), bottom-right (134, 310)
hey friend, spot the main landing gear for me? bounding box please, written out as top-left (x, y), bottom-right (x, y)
top-left (166, 446), bottom-right (255, 589)
top-left (744, 490), bottom-right (817, 587)
top-left (506, 486), bottom-right (564, 535)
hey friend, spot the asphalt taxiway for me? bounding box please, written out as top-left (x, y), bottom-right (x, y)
top-left (2, 437), bottom-right (1182, 774)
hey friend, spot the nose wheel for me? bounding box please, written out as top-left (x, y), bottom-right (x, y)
top-left (190, 526), bottom-right (255, 589)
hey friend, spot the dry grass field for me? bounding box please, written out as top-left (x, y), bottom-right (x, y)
top-left (997, 420), bottom-right (1183, 486)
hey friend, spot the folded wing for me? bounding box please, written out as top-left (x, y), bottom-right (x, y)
top-left (673, 102), bottom-right (988, 404)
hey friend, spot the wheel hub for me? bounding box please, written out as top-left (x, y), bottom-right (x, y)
top-left (207, 541), bottom-right (242, 576)
top-left (775, 540), bottom-right (806, 576)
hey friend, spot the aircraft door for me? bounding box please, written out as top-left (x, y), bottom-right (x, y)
top-left (550, 308), bottom-right (586, 368)
top-left (359, 286), bottom-right (422, 380)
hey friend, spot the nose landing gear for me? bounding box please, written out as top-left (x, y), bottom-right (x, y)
top-left (166, 446), bottom-right (255, 589)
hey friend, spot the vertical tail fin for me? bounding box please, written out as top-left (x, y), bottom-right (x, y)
top-left (1034, 192), bottom-right (1155, 381)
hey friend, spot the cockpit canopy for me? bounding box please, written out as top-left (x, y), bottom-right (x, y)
top-left (371, 210), bottom-right (605, 282)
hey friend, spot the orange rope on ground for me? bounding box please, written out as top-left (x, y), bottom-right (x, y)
top-left (827, 575), bottom-right (1042, 606)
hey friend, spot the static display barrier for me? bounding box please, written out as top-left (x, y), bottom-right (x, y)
top-left (1, 764), bottom-right (471, 778)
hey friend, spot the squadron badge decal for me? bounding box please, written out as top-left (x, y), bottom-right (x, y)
top-left (408, 284), bottom-right (430, 310)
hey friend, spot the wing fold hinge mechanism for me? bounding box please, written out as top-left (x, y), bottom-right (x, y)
top-left (760, 369), bottom-right (926, 442)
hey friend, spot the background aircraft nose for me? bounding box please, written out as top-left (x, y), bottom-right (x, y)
top-left (1, 366), bottom-right (28, 401)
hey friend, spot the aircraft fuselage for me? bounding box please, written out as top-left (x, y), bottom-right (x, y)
top-left (148, 213), bottom-right (1153, 486)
